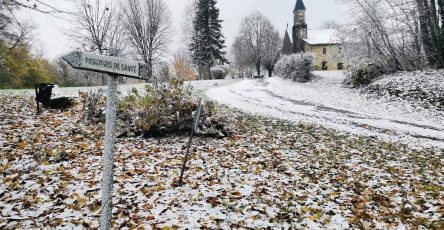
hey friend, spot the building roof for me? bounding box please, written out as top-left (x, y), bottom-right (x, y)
top-left (282, 30), bottom-right (293, 55)
top-left (304, 29), bottom-right (341, 45)
top-left (294, 0), bottom-right (306, 11)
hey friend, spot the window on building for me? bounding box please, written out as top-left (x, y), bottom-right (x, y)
top-left (323, 48), bottom-right (327, 54)
top-left (337, 63), bottom-right (344, 70)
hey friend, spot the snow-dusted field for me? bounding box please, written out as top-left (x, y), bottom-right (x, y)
top-left (0, 79), bottom-right (240, 97)
top-left (1, 84), bottom-right (442, 229)
top-left (3, 72), bottom-right (442, 150)
top-left (207, 71), bottom-right (444, 149)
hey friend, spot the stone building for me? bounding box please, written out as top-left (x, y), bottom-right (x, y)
top-left (283, 0), bottom-right (345, 70)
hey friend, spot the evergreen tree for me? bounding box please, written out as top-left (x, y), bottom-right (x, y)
top-left (189, 0), bottom-right (227, 80)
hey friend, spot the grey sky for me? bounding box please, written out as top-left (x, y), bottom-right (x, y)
top-left (17, 0), bottom-right (347, 60)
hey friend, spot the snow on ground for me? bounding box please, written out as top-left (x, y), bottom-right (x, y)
top-left (1, 72), bottom-right (443, 229)
top-left (207, 71), bottom-right (444, 149)
top-left (0, 79), bottom-right (241, 98)
top-left (365, 69), bottom-right (444, 109)
top-left (0, 96), bottom-right (442, 229)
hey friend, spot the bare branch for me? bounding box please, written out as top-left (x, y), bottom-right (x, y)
top-left (122, 0), bottom-right (171, 78)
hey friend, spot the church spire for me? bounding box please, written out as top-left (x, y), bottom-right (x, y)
top-left (282, 30), bottom-right (292, 55)
top-left (292, 0), bottom-right (307, 53)
top-left (294, 0), bottom-right (306, 12)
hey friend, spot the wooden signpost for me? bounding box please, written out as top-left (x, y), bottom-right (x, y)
top-left (63, 51), bottom-right (149, 230)
top-left (62, 51), bottom-right (150, 80)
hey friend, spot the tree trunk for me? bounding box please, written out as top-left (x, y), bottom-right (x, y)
top-left (413, 11), bottom-right (423, 58)
top-left (197, 65), bottom-right (204, 80)
top-left (148, 45), bottom-right (154, 79)
top-left (267, 68), bottom-right (272, 77)
top-left (436, 0), bottom-right (444, 67)
top-left (199, 64), bottom-right (211, 80)
top-left (425, 0), bottom-right (442, 63)
top-left (206, 64), bottom-right (212, 80)
top-left (148, 60), bottom-right (153, 80)
top-left (439, 0), bottom-right (444, 26)
top-left (255, 61), bottom-right (261, 76)
top-left (416, 0), bottom-right (435, 65)
top-left (421, 0), bottom-right (444, 67)
top-left (439, 0), bottom-right (444, 67)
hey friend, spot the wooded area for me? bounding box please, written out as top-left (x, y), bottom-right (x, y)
top-left (0, 0), bottom-right (442, 88)
top-left (0, 1), bottom-right (61, 88)
top-left (339, 0), bottom-right (444, 73)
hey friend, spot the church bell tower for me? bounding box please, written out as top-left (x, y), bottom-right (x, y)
top-left (292, 0), bottom-right (307, 53)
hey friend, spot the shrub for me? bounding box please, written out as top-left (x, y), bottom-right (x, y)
top-left (210, 66), bottom-right (225, 79)
top-left (275, 53), bottom-right (314, 82)
top-left (210, 65), bottom-right (230, 79)
top-left (173, 52), bottom-right (198, 81)
top-left (344, 63), bottom-right (385, 87)
top-left (118, 77), bottom-right (231, 138)
top-left (364, 69), bottom-right (444, 109)
top-left (80, 89), bottom-right (105, 123)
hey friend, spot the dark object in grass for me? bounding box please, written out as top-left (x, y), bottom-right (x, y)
top-left (35, 83), bottom-right (53, 113)
top-left (35, 83), bottom-right (74, 114)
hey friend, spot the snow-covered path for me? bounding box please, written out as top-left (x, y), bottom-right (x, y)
top-left (207, 71), bottom-right (444, 149)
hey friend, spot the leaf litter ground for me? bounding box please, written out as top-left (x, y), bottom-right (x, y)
top-left (0, 95), bottom-right (443, 229)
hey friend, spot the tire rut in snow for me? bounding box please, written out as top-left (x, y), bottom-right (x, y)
top-left (257, 81), bottom-right (444, 134)
top-left (218, 79), bottom-right (444, 147)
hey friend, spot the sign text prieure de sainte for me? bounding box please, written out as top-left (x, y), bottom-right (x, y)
top-left (62, 51), bottom-right (149, 80)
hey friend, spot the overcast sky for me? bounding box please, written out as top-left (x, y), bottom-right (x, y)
top-left (17, 0), bottom-right (347, 60)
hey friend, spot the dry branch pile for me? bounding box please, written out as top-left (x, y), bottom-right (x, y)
top-left (80, 78), bottom-right (233, 138)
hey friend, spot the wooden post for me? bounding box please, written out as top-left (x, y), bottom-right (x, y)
top-left (62, 51), bottom-right (150, 228)
top-left (100, 74), bottom-right (119, 230)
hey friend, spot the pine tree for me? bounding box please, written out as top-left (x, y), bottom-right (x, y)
top-left (189, 0), bottom-right (227, 80)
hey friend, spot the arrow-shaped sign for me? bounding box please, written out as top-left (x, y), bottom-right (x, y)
top-left (62, 50), bottom-right (152, 229)
top-left (62, 51), bottom-right (150, 80)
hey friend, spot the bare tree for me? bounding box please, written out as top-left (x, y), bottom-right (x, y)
top-left (320, 19), bottom-right (339, 29)
top-left (173, 50), bottom-right (197, 80)
top-left (0, 2), bottom-right (35, 56)
top-left (231, 36), bottom-right (254, 78)
top-left (236, 11), bottom-right (280, 76)
top-left (55, 57), bottom-right (70, 86)
top-left (176, 0), bottom-right (198, 77)
top-left (123, 0), bottom-right (171, 80)
top-left (69, 0), bottom-right (126, 85)
top-left (1, 0), bottom-right (66, 14)
top-left (262, 28), bottom-right (281, 77)
top-left (181, 0), bottom-right (197, 51)
top-left (0, 0), bottom-right (72, 70)
top-left (339, 0), bottom-right (427, 71)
